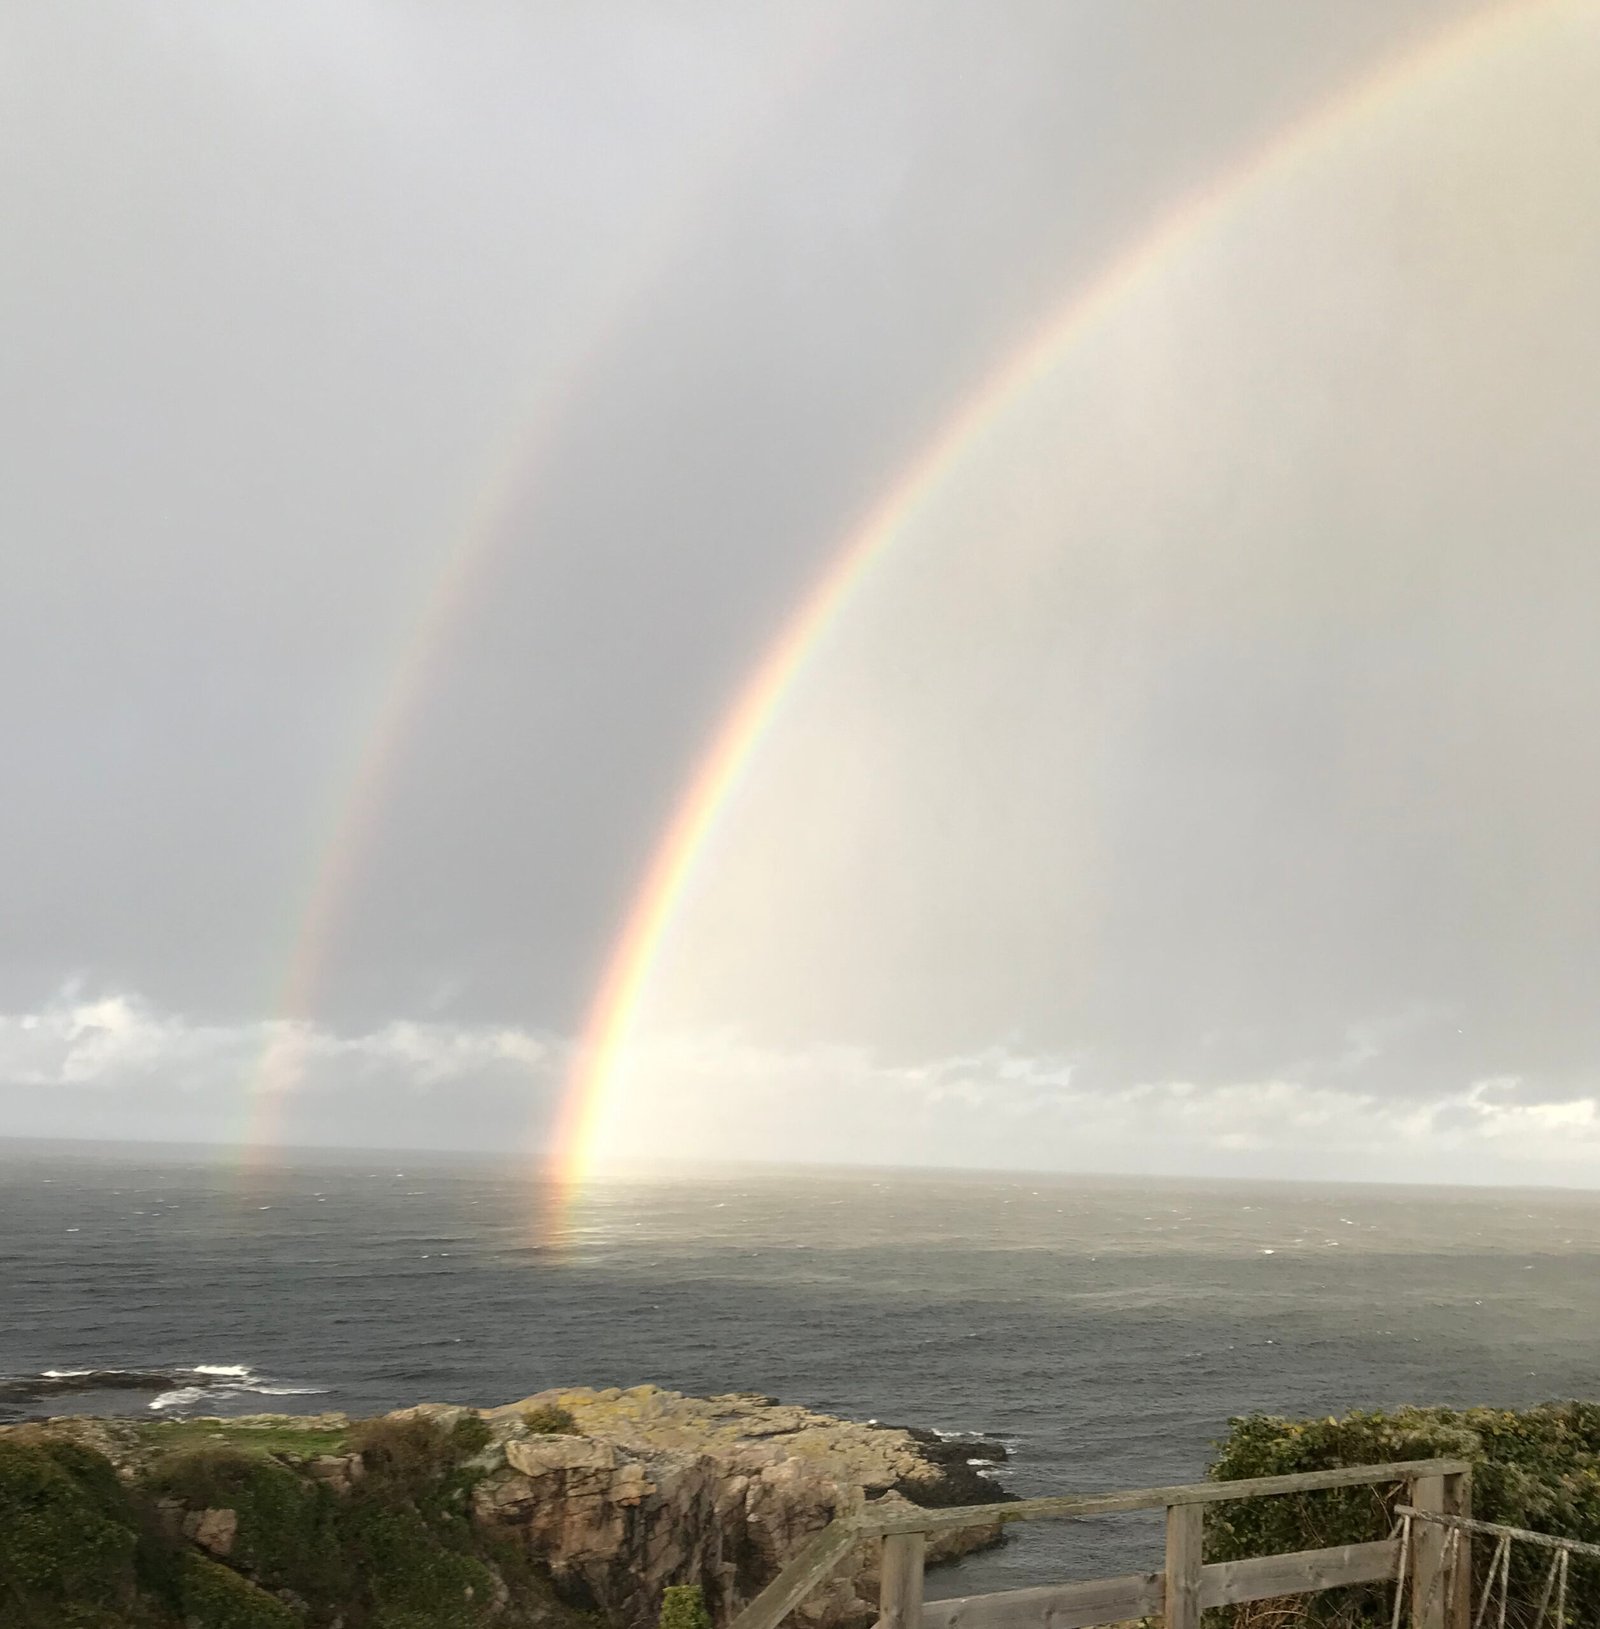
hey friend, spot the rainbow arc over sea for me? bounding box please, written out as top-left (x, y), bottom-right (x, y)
top-left (546, 0), bottom-right (1579, 1228)
top-left (240, 0), bottom-right (1583, 1224)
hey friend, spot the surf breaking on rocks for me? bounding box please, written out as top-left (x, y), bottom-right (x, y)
top-left (0, 1362), bottom-right (327, 1420)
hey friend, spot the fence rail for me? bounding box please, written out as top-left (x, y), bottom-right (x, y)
top-left (1398, 1508), bottom-right (1600, 1564)
top-left (727, 1458), bottom-right (1474, 1629)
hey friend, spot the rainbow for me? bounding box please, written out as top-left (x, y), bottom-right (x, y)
top-left (547, 0), bottom-right (1576, 1214)
top-left (237, 4), bottom-right (867, 1160)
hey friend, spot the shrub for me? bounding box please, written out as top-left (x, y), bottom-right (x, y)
top-left (350, 1415), bottom-right (450, 1483)
top-left (1208, 1405), bottom-right (1600, 1629)
top-left (337, 1413), bottom-right (505, 1627)
top-left (0, 1419), bottom-right (590, 1629)
top-left (177, 1552), bottom-right (300, 1629)
top-left (660, 1583), bottom-right (713, 1629)
top-left (141, 1446), bottom-right (344, 1600)
top-left (522, 1403), bottom-right (578, 1436)
top-left (451, 1412), bottom-right (494, 1456)
top-left (0, 1434), bottom-right (142, 1625)
top-left (338, 1498), bottom-right (498, 1629)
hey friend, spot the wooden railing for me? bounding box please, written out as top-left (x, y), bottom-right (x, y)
top-left (729, 1458), bottom-right (1473, 1629)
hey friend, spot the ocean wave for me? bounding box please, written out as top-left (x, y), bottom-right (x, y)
top-left (0, 1362), bottom-right (329, 1416)
top-left (148, 1385), bottom-right (210, 1412)
top-left (140, 1363), bottom-right (330, 1414)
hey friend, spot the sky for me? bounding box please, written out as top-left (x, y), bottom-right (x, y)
top-left (5, 0), bottom-right (1600, 1185)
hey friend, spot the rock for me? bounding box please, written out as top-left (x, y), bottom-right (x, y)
top-left (886, 1426), bottom-right (1012, 1508)
top-left (473, 1386), bottom-right (1008, 1629)
top-left (305, 1453), bottom-right (365, 1493)
top-left (507, 1434), bottom-right (620, 1475)
top-left (184, 1505), bottom-right (238, 1558)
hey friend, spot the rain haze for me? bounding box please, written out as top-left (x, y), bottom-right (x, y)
top-left (5, 0), bottom-right (1600, 1186)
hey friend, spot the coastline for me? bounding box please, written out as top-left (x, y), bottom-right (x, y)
top-left (0, 1384), bottom-right (1010, 1629)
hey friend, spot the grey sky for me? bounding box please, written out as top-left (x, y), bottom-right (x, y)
top-left (6, 1), bottom-right (1597, 1181)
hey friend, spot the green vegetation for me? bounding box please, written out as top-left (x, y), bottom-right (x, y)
top-left (145, 1445), bottom-right (344, 1599)
top-left (659, 1583), bottom-right (714, 1629)
top-left (176, 1553), bottom-right (299, 1629)
top-left (340, 1499), bottom-right (498, 1628)
top-left (1207, 1404), bottom-right (1600, 1628)
top-left (135, 1418), bottom-right (349, 1460)
top-left (0, 1432), bottom-right (147, 1628)
top-left (522, 1402), bottom-right (578, 1435)
top-left (0, 1411), bottom-right (591, 1629)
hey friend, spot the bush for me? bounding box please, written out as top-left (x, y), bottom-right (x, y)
top-left (522, 1403), bottom-right (578, 1436)
top-left (0, 1417), bottom-right (589, 1629)
top-left (452, 1412), bottom-right (494, 1455)
top-left (348, 1412), bottom-right (491, 1492)
top-left (142, 1446), bottom-right (343, 1600)
top-left (660, 1583), bottom-right (713, 1629)
top-left (339, 1499), bottom-right (498, 1628)
top-left (338, 1413), bottom-right (504, 1627)
top-left (1208, 1404), bottom-right (1600, 1629)
top-left (177, 1552), bottom-right (300, 1629)
top-left (0, 1434), bottom-right (143, 1625)
top-left (349, 1415), bottom-right (460, 1491)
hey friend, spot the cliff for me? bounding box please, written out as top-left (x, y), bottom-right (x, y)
top-left (0, 1384), bottom-right (1008, 1629)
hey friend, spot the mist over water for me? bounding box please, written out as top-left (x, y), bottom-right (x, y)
top-left (7, 1143), bottom-right (1600, 1591)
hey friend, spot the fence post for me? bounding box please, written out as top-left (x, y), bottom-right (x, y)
top-left (1411, 1474), bottom-right (1447, 1629)
top-left (1444, 1469), bottom-right (1472, 1629)
top-left (880, 1532), bottom-right (925, 1629)
top-left (1166, 1501), bottom-right (1203, 1629)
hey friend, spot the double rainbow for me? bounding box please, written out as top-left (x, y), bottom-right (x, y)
top-left (238, 0), bottom-right (1579, 1205)
top-left (549, 0), bottom-right (1576, 1214)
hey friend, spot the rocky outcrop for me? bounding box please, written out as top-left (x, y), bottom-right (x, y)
top-left (6, 1387), bottom-right (1009, 1629)
top-left (470, 1386), bottom-right (1009, 1629)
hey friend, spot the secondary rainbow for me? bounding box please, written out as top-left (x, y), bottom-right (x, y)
top-left (548, 0), bottom-right (1574, 1216)
top-left (236, 5), bottom-right (866, 1160)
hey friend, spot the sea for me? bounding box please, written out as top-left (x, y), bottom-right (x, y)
top-left (5, 1140), bottom-right (1600, 1597)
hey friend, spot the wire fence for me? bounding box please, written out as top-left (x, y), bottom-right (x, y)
top-left (1396, 1507), bottom-right (1600, 1629)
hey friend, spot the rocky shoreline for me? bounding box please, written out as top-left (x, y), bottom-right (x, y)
top-left (474, 1387), bottom-right (1011, 1625)
top-left (0, 1384), bottom-right (1012, 1629)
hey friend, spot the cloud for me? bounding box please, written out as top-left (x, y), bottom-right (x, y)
top-left (0, 988), bottom-right (565, 1151)
top-left (586, 1025), bottom-right (1600, 1188)
top-left (3, 990), bottom-right (1597, 1186)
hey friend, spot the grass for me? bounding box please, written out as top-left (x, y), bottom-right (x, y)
top-left (133, 1420), bottom-right (349, 1461)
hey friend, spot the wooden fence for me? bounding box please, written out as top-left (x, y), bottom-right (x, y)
top-left (729, 1458), bottom-right (1473, 1629)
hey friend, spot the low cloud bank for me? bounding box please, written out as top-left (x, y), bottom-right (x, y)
top-left (1, 989), bottom-right (1595, 1186)
top-left (0, 988), bottom-right (565, 1150)
top-left (596, 1029), bottom-right (1600, 1188)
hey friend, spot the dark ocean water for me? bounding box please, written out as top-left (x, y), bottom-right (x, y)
top-left (5, 1141), bottom-right (1600, 1595)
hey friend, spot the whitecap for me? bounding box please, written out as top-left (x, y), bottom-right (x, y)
top-left (149, 1386), bottom-right (209, 1411)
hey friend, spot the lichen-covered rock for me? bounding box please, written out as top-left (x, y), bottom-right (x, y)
top-left (472, 1386), bottom-right (1007, 1629)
